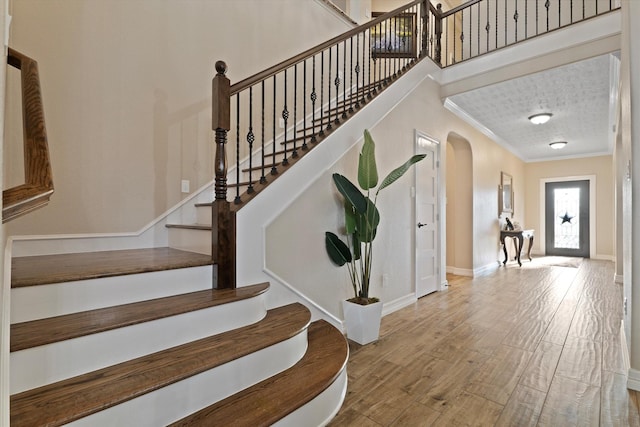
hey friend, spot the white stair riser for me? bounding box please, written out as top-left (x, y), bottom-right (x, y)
top-left (168, 228), bottom-right (211, 255)
top-left (273, 368), bottom-right (347, 427)
top-left (10, 295), bottom-right (267, 394)
top-left (195, 205), bottom-right (212, 225)
top-left (11, 266), bottom-right (212, 323)
top-left (66, 331), bottom-right (308, 427)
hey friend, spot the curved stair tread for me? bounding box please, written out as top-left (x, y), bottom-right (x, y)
top-left (10, 282), bottom-right (269, 352)
top-left (10, 303), bottom-right (311, 427)
top-left (11, 247), bottom-right (212, 288)
top-left (169, 320), bottom-right (348, 427)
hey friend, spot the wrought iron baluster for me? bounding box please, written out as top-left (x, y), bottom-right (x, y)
top-left (319, 51), bottom-right (325, 136)
top-left (271, 76), bottom-right (278, 176)
top-left (327, 46), bottom-right (333, 131)
top-left (570, 0), bottom-right (573, 23)
top-left (247, 87), bottom-right (254, 194)
top-left (235, 94), bottom-right (241, 204)
top-left (514, 4), bottom-right (519, 42)
top-left (453, 14), bottom-right (456, 63)
top-left (355, 33), bottom-right (361, 108)
top-left (302, 59), bottom-right (308, 150)
top-left (545, 0), bottom-right (550, 32)
top-left (486, 0), bottom-right (490, 53)
top-left (476, 3), bottom-right (480, 57)
top-left (260, 81), bottom-right (266, 184)
top-left (349, 37), bottom-right (354, 114)
top-left (496, 0), bottom-right (499, 48)
top-left (460, 10), bottom-right (464, 61)
top-left (504, 0), bottom-right (508, 46)
top-left (536, 0), bottom-right (539, 35)
top-left (292, 64), bottom-right (298, 158)
top-left (334, 42), bottom-right (341, 124)
top-left (282, 68), bottom-right (289, 166)
top-left (343, 39), bottom-right (348, 118)
top-left (310, 55), bottom-right (317, 143)
top-left (525, 0), bottom-right (528, 38)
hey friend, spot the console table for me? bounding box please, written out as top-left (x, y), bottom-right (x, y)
top-left (500, 229), bottom-right (534, 266)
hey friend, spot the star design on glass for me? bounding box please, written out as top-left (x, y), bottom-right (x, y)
top-left (560, 212), bottom-right (574, 224)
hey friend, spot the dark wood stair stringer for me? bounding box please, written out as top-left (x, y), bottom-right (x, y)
top-left (10, 303), bottom-right (311, 427)
top-left (169, 319), bottom-right (348, 427)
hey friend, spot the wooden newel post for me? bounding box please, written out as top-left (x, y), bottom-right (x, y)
top-left (434, 3), bottom-right (443, 65)
top-left (420, 0), bottom-right (429, 57)
top-left (211, 61), bottom-right (236, 289)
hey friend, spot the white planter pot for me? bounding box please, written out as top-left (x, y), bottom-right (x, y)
top-left (341, 300), bottom-right (383, 345)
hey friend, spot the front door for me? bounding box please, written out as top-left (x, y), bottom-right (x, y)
top-left (545, 180), bottom-right (590, 258)
top-left (415, 133), bottom-right (440, 297)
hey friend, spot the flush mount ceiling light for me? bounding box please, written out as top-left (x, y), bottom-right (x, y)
top-left (549, 141), bottom-right (568, 149)
top-left (528, 113), bottom-right (552, 124)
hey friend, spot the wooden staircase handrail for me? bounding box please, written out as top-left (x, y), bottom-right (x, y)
top-left (229, 0), bottom-right (438, 96)
top-left (3, 48), bottom-right (54, 223)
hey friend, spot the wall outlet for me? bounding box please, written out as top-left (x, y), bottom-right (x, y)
top-left (181, 180), bottom-right (190, 193)
top-left (382, 273), bottom-right (389, 287)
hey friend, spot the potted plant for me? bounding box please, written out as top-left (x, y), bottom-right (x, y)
top-left (325, 129), bottom-right (425, 344)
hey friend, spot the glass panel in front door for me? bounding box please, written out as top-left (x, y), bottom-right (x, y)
top-left (553, 187), bottom-right (580, 249)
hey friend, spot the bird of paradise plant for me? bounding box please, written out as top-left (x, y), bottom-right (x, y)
top-left (325, 129), bottom-right (425, 304)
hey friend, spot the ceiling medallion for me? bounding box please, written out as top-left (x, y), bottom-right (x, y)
top-left (528, 113), bottom-right (552, 124)
top-left (549, 141), bottom-right (568, 149)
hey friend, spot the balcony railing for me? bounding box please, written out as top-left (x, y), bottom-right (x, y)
top-left (439, 0), bottom-right (620, 66)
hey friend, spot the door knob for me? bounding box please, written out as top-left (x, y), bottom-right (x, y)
top-left (417, 222), bottom-right (427, 228)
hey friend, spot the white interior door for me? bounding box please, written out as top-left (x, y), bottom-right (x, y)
top-left (415, 133), bottom-right (440, 298)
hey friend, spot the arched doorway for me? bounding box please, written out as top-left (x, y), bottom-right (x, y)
top-left (446, 133), bottom-right (473, 276)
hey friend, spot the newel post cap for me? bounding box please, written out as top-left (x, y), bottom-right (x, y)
top-left (212, 60), bottom-right (230, 131)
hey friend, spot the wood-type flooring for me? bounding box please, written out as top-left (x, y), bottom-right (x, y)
top-left (329, 258), bottom-right (640, 426)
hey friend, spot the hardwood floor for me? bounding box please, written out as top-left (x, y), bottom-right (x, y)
top-left (329, 258), bottom-right (640, 426)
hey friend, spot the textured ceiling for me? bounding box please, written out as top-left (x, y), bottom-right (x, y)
top-left (447, 53), bottom-right (618, 162)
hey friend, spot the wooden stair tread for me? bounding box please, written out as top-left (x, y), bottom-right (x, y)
top-left (169, 320), bottom-right (348, 427)
top-left (165, 223), bottom-right (211, 230)
top-left (10, 303), bottom-right (311, 427)
top-left (10, 283), bottom-right (269, 352)
top-left (11, 247), bottom-right (212, 288)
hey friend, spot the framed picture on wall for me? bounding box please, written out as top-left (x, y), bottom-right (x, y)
top-left (371, 12), bottom-right (417, 58)
top-left (499, 171), bottom-right (514, 216)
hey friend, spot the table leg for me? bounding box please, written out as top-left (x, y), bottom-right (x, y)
top-left (501, 236), bottom-right (508, 266)
top-left (527, 235), bottom-right (534, 261)
top-left (516, 235), bottom-right (523, 266)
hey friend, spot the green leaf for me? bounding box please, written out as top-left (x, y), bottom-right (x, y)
top-left (325, 232), bottom-right (352, 266)
top-left (377, 154), bottom-right (426, 195)
top-left (351, 233), bottom-right (361, 260)
top-left (344, 201), bottom-right (357, 235)
top-left (358, 129), bottom-right (378, 190)
top-left (355, 197), bottom-right (380, 243)
top-left (333, 173), bottom-right (367, 214)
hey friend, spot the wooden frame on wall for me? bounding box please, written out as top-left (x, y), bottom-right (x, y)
top-left (499, 171), bottom-right (514, 216)
top-left (371, 12), bottom-right (417, 58)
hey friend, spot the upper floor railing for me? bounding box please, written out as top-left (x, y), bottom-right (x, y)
top-left (3, 48), bottom-right (54, 223)
top-left (439, 0), bottom-right (620, 66)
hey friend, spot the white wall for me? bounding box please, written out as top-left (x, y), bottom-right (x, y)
top-left (262, 72), bottom-right (524, 320)
top-left (6, 0), bottom-right (354, 236)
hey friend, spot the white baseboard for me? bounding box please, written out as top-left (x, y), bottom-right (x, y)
top-left (628, 368), bottom-right (640, 391)
top-left (446, 266), bottom-right (473, 277)
top-left (382, 294), bottom-right (416, 317)
top-left (473, 262), bottom-right (500, 277)
top-left (594, 254), bottom-right (615, 261)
